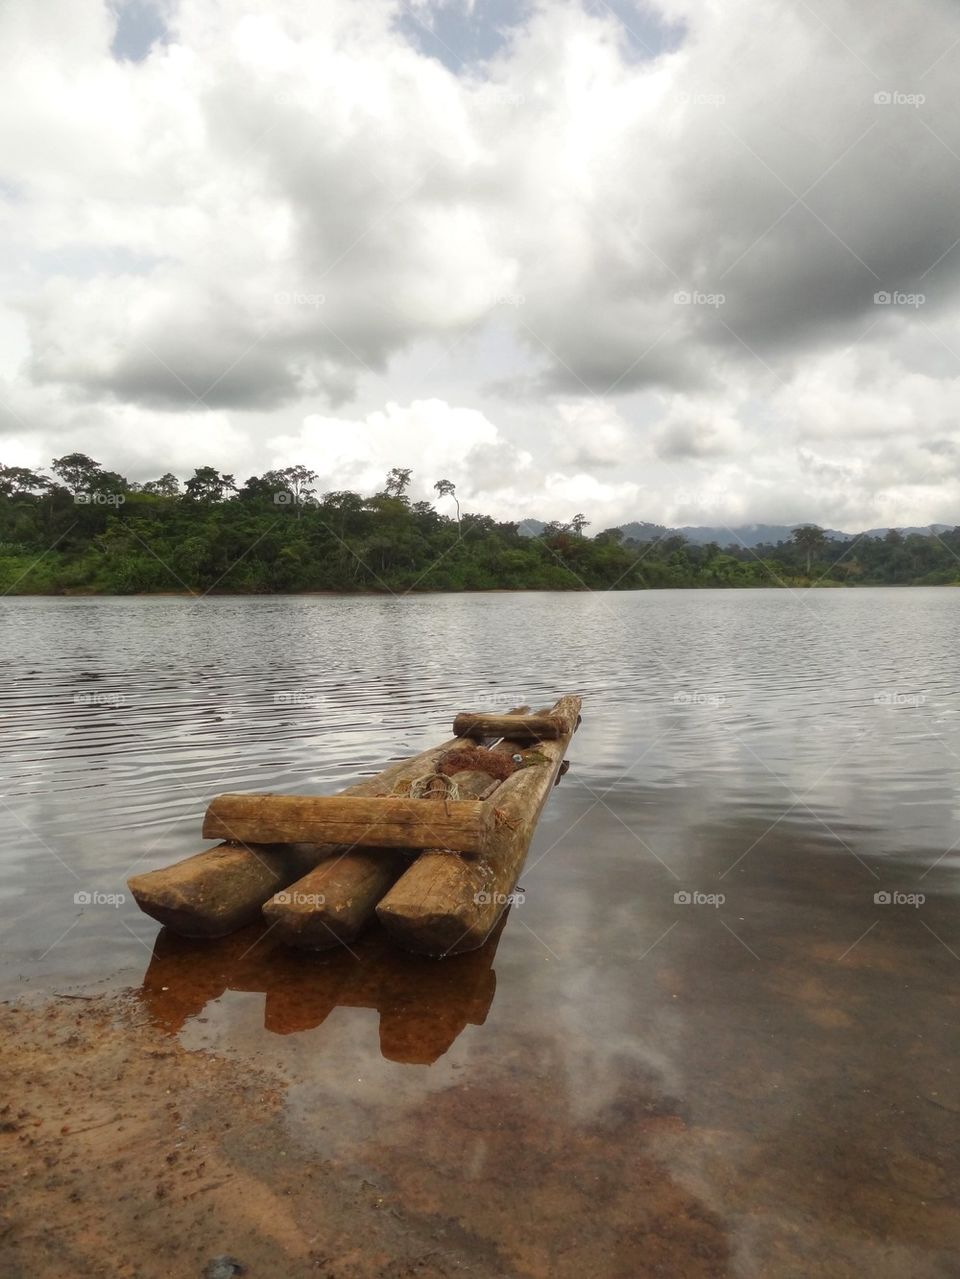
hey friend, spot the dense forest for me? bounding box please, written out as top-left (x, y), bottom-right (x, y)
top-left (1, 454), bottom-right (958, 594)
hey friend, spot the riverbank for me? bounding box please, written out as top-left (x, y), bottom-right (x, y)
top-left (2, 579), bottom-right (956, 598)
top-left (0, 993), bottom-right (490, 1279)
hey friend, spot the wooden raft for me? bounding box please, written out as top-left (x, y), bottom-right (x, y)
top-left (258, 704), bottom-right (529, 947)
top-left (129, 695), bottom-right (581, 955)
top-left (127, 731), bottom-right (480, 938)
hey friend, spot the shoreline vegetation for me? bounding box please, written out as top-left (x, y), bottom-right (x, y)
top-left (2, 454), bottom-right (959, 595)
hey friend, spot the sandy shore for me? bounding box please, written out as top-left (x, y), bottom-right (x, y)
top-left (0, 995), bottom-right (494, 1279)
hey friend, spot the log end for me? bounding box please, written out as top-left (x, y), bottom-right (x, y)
top-left (127, 841), bottom-right (325, 939)
top-left (261, 892), bottom-right (362, 951)
top-left (375, 855), bottom-right (500, 956)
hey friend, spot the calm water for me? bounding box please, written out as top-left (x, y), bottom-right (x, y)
top-left (1, 591), bottom-right (958, 1276)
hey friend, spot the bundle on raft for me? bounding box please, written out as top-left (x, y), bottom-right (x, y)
top-left (128, 695), bottom-right (581, 956)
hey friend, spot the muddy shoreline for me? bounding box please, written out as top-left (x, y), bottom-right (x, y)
top-left (0, 994), bottom-right (506, 1279)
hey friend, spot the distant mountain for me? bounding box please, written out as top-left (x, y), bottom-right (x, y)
top-left (674, 522), bottom-right (955, 546)
top-left (516, 518), bottom-right (956, 547)
top-left (675, 524), bottom-right (854, 547)
top-left (616, 521), bottom-right (672, 543)
top-left (859, 524), bottom-right (952, 539)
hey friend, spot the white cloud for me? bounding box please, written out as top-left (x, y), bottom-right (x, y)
top-left (268, 398), bottom-right (533, 506)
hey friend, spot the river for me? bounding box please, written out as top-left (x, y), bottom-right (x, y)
top-left (1, 590), bottom-right (958, 1276)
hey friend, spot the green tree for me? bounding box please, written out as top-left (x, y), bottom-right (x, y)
top-left (0, 465), bottom-right (51, 496)
top-left (275, 464), bottom-right (318, 518)
top-left (184, 467), bottom-right (238, 502)
top-left (791, 524), bottom-right (828, 575)
top-left (434, 478), bottom-right (460, 527)
top-left (51, 453), bottom-right (103, 495)
top-left (141, 473), bottom-right (181, 497)
top-left (385, 467), bottom-right (412, 498)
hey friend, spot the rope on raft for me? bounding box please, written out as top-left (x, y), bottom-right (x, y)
top-left (391, 772), bottom-right (462, 801)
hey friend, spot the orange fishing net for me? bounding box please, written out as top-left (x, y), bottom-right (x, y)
top-left (437, 748), bottom-right (518, 780)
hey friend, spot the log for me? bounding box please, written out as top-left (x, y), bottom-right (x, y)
top-left (128, 724), bottom-right (508, 939)
top-left (264, 707), bottom-right (533, 950)
top-left (451, 706), bottom-right (578, 742)
top-left (127, 842), bottom-right (323, 939)
top-left (261, 846), bottom-right (410, 948)
top-left (376, 695), bottom-right (581, 955)
top-left (202, 793), bottom-right (495, 853)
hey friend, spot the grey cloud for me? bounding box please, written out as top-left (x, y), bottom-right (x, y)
top-left (655, 420), bottom-right (734, 460)
top-left (3, 0), bottom-right (960, 530)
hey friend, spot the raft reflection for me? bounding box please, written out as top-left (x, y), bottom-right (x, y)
top-left (137, 917), bottom-right (507, 1063)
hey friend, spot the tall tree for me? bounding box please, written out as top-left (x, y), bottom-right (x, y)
top-left (51, 453), bottom-right (103, 495)
top-left (0, 465), bottom-right (51, 497)
top-left (384, 467), bottom-right (412, 498)
top-left (276, 464), bottom-right (318, 518)
top-left (183, 467), bottom-right (238, 502)
top-left (433, 478), bottom-right (460, 527)
top-left (791, 524), bottom-right (828, 574)
top-left (571, 512), bottom-right (590, 537)
top-left (141, 473), bottom-right (181, 497)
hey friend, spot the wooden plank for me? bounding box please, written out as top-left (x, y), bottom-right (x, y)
top-left (202, 793), bottom-right (495, 853)
top-left (128, 726), bottom-right (500, 939)
top-left (376, 695), bottom-right (581, 955)
top-left (451, 706), bottom-right (578, 742)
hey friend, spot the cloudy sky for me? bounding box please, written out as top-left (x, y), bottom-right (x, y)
top-left (2, 0), bottom-right (960, 530)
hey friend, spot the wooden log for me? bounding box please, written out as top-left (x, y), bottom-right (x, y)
top-left (127, 842), bottom-right (323, 939)
top-left (128, 724), bottom-right (507, 939)
top-left (264, 707), bottom-right (533, 950)
top-left (262, 846), bottom-right (411, 948)
top-left (202, 793), bottom-right (495, 853)
top-left (451, 706), bottom-right (578, 742)
top-left (376, 695), bottom-right (581, 955)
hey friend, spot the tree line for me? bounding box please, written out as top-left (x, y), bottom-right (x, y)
top-left (0, 453), bottom-right (957, 594)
